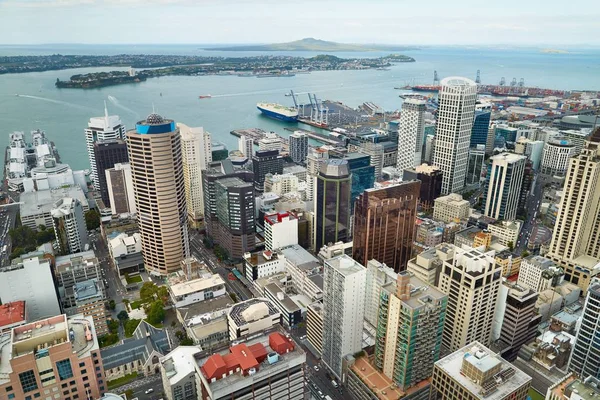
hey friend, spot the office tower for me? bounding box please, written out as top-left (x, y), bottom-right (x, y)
top-left (494, 124), bottom-right (519, 143)
top-left (343, 152), bottom-right (376, 214)
top-left (264, 212), bottom-right (298, 251)
top-left (179, 123), bottom-right (212, 228)
top-left (424, 134), bottom-right (435, 164)
top-left (52, 197), bottom-right (89, 255)
top-left (470, 110), bottom-right (492, 148)
top-left (397, 98), bottom-right (426, 171)
top-left (433, 193), bottom-right (470, 223)
top-left (322, 255), bottom-right (366, 380)
top-left (569, 278), bottom-right (600, 377)
top-left (238, 134), bottom-right (254, 158)
top-left (516, 256), bottom-right (563, 292)
top-left (547, 129), bottom-right (600, 292)
top-left (352, 180), bottom-right (420, 272)
top-left (306, 147), bottom-right (329, 202)
top-left (105, 162), bottom-right (135, 215)
top-left (541, 137), bottom-right (577, 176)
top-left (437, 246), bottom-right (501, 353)
top-left (358, 142), bottom-right (384, 180)
top-left (85, 106), bottom-right (126, 189)
top-left (482, 152), bottom-right (526, 221)
top-left (314, 159), bottom-right (352, 252)
top-left (252, 149), bottom-right (283, 192)
top-left (0, 255), bottom-right (61, 321)
top-left (402, 164), bottom-right (443, 211)
top-left (289, 131), bottom-right (308, 163)
top-left (126, 113), bottom-right (187, 276)
top-left (375, 272), bottom-right (447, 390)
top-left (307, 301), bottom-right (324, 355)
top-left (431, 342), bottom-right (532, 400)
top-left (465, 145), bottom-right (486, 185)
top-left (93, 139), bottom-right (128, 207)
top-left (0, 314), bottom-right (106, 400)
top-left (432, 77), bottom-right (478, 195)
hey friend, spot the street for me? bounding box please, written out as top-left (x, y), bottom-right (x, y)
top-left (515, 173), bottom-right (552, 253)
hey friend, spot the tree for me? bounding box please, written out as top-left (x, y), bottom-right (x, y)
top-left (117, 310), bottom-right (129, 322)
top-left (507, 241), bottom-right (514, 251)
top-left (107, 319), bottom-right (119, 334)
top-left (521, 250), bottom-right (530, 257)
top-left (124, 389), bottom-right (134, 399)
top-left (145, 301), bottom-right (165, 326)
top-left (108, 299), bottom-right (116, 310)
top-left (85, 209), bottom-right (101, 231)
top-left (124, 319), bottom-right (141, 337)
top-left (140, 282), bottom-right (158, 302)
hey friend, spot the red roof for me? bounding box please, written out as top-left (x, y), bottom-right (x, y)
top-left (269, 332), bottom-right (295, 355)
top-left (0, 301), bottom-right (26, 329)
top-left (248, 342), bottom-right (268, 363)
top-left (230, 343), bottom-right (259, 372)
top-left (201, 354), bottom-right (227, 381)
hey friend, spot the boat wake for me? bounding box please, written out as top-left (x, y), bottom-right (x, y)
top-left (17, 94), bottom-right (93, 111)
top-left (107, 95), bottom-right (139, 118)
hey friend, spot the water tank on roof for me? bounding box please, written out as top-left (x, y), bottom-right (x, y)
top-left (267, 352), bottom-right (279, 365)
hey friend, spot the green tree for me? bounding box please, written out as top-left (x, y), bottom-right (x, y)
top-left (85, 209), bottom-right (101, 231)
top-left (139, 282), bottom-right (158, 302)
top-left (145, 301), bottom-right (165, 326)
top-left (124, 389), bottom-right (134, 399)
top-left (117, 310), bottom-right (129, 322)
top-left (108, 299), bottom-right (116, 310)
top-left (507, 241), bottom-right (514, 251)
top-left (521, 250), bottom-right (530, 257)
top-left (124, 319), bottom-right (141, 337)
top-left (107, 319), bottom-right (119, 334)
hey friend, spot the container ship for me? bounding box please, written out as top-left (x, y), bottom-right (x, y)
top-left (256, 103), bottom-right (298, 122)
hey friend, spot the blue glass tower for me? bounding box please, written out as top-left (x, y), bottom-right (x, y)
top-left (342, 153), bottom-right (375, 212)
top-left (470, 111), bottom-right (491, 148)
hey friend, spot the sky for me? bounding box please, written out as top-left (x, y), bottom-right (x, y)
top-left (0, 0), bottom-right (598, 46)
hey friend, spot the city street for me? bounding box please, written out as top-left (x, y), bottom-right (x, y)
top-left (516, 173), bottom-right (553, 253)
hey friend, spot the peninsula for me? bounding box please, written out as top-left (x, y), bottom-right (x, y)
top-left (207, 37), bottom-right (418, 52)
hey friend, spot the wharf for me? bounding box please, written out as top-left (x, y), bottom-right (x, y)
top-left (283, 128), bottom-right (342, 146)
top-left (230, 128), bottom-right (289, 154)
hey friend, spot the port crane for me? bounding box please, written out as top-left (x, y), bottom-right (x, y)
top-left (510, 77), bottom-right (517, 86)
top-left (433, 70), bottom-right (440, 86)
top-left (499, 77), bottom-right (506, 86)
top-left (518, 78), bottom-right (525, 87)
top-left (475, 70), bottom-right (481, 84)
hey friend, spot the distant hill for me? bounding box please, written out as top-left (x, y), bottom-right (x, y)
top-left (207, 38), bottom-right (418, 52)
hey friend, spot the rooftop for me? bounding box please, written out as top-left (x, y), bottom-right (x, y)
top-left (74, 279), bottom-right (103, 302)
top-left (388, 273), bottom-right (447, 311)
top-left (228, 298), bottom-right (279, 328)
top-left (20, 185), bottom-right (88, 217)
top-left (280, 244), bottom-right (321, 271)
top-left (0, 301), bottom-right (26, 330)
top-left (170, 274), bottom-right (225, 298)
top-left (566, 376), bottom-right (600, 399)
top-left (55, 250), bottom-right (97, 273)
top-left (264, 283), bottom-right (300, 314)
top-left (325, 254), bottom-right (365, 276)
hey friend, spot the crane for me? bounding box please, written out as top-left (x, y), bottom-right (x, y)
top-left (475, 70), bottom-right (481, 84)
top-left (433, 70), bottom-right (440, 85)
top-left (499, 77), bottom-right (506, 86)
top-left (510, 77), bottom-right (517, 86)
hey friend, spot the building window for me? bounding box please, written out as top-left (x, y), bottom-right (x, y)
top-left (56, 360), bottom-right (74, 380)
top-left (19, 370), bottom-right (38, 393)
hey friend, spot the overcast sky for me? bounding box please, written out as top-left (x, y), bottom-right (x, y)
top-left (0, 0), bottom-right (598, 46)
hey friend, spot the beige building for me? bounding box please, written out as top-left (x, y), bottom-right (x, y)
top-left (488, 220), bottom-right (521, 247)
top-left (126, 113), bottom-right (187, 275)
top-left (433, 193), bottom-right (470, 223)
top-left (306, 301), bottom-right (324, 356)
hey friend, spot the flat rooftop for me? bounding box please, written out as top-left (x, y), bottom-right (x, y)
top-left (280, 244), bottom-right (321, 270)
top-left (170, 274), bottom-right (225, 298)
top-left (0, 301), bottom-right (26, 329)
top-left (74, 279), bottom-right (103, 302)
top-left (393, 273), bottom-right (447, 310)
top-left (264, 283), bottom-right (300, 314)
top-left (325, 254), bottom-right (365, 276)
top-left (566, 377), bottom-right (600, 399)
top-left (228, 298), bottom-right (279, 328)
top-left (20, 185), bottom-right (88, 217)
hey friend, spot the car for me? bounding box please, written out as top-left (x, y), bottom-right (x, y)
top-left (331, 380), bottom-right (339, 388)
top-left (313, 365), bottom-right (319, 372)
top-left (145, 388), bottom-right (154, 394)
top-left (317, 391), bottom-right (325, 399)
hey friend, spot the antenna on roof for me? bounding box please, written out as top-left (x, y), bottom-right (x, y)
top-left (104, 100), bottom-right (109, 125)
top-left (152, 102), bottom-right (156, 114)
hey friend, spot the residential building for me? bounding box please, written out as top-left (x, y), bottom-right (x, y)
top-left (227, 298), bottom-right (281, 341)
top-left (105, 162), bottom-right (136, 215)
top-left (358, 141), bottom-right (384, 180)
top-left (73, 279), bottom-right (108, 335)
top-left (322, 255), bottom-right (366, 380)
top-left (126, 113), bottom-right (187, 276)
top-left (0, 255), bottom-right (61, 321)
top-left (518, 256), bottom-right (564, 295)
top-left (108, 232), bottom-right (143, 276)
top-left (169, 274), bottom-right (226, 308)
top-left (281, 244), bottom-right (323, 301)
top-left (0, 301), bottom-right (27, 333)
top-left (306, 301), bottom-right (324, 355)
top-left (515, 137), bottom-right (544, 170)
top-left (470, 110), bottom-right (491, 148)
top-left (431, 342), bottom-right (532, 400)
top-left (432, 77), bottom-right (478, 195)
top-left (396, 98), bottom-right (426, 171)
top-left (20, 185), bottom-right (89, 231)
top-left (52, 197), bottom-right (89, 255)
top-left (374, 272), bottom-right (447, 390)
top-left (424, 134), bottom-right (435, 163)
top-left (0, 314), bottom-right (106, 400)
top-left (495, 124), bottom-right (519, 143)
top-left (402, 163), bottom-right (443, 211)
top-left (160, 346), bottom-right (200, 400)
top-left (252, 149), bottom-right (283, 192)
top-left (541, 138), bottom-right (577, 176)
top-left (433, 193), bottom-right (470, 223)
top-left (85, 107), bottom-right (126, 189)
top-left (569, 278), bottom-right (600, 378)
top-left (55, 250), bottom-right (102, 311)
top-left (289, 131), bottom-right (308, 164)
top-left (94, 139), bottom-right (129, 207)
top-left (258, 132), bottom-right (283, 152)
top-left (437, 246), bottom-right (502, 353)
top-left (264, 212), bottom-right (298, 251)
top-left (306, 147), bottom-right (329, 202)
top-left (238, 135), bottom-right (254, 158)
top-left (407, 244), bottom-right (455, 286)
top-left (314, 159), bottom-right (352, 252)
top-left (180, 123), bottom-right (213, 228)
top-left (243, 250), bottom-right (287, 283)
top-left (488, 220), bottom-right (522, 247)
top-left (264, 173), bottom-right (299, 195)
top-left (518, 161), bottom-right (534, 217)
top-left (482, 152), bottom-right (527, 221)
top-left (561, 129), bottom-right (591, 155)
top-left (496, 250), bottom-right (521, 277)
top-left (352, 180), bottom-right (420, 272)
top-left (364, 259), bottom-right (397, 328)
top-left (546, 129), bottom-right (600, 293)
top-left (264, 283), bottom-right (302, 328)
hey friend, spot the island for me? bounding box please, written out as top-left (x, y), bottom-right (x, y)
top-left (206, 37), bottom-right (419, 52)
top-left (54, 53), bottom-right (415, 89)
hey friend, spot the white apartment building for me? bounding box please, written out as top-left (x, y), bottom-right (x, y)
top-left (433, 193), bottom-right (471, 223)
top-left (263, 212), bottom-right (298, 251)
top-left (238, 135), bottom-right (254, 158)
top-left (487, 220), bottom-right (521, 247)
top-left (396, 98), bottom-right (426, 171)
top-left (243, 250), bottom-right (287, 283)
top-left (51, 197), bottom-right (89, 254)
top-left (281, 244), bottom-right (323, 301)
top-left (432, 77), bottom-right (478, 195)
top-left (264, 173), bottom-right (299, 196)
top-left (541, 138), bottom-right (577, 176)
top-left (108, 232), bottom-right (142, 259)
top-left (258, 132), bottom-right (283, 152)
top-left (364, 259), bottom-right (397, 328)
top-left (169, 274), bottom-right (226, 308)
top-left (306, 147), bottom-right (329, 202)
top-left (227, 298), bottom-right (281, 340)
top-left (517, 256), bottom-right (564, 293)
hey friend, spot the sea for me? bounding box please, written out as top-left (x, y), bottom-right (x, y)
top-left (0, 44), bottom-right (599, 170)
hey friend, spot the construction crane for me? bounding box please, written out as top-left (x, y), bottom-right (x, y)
top-left (433, 70), bottom-right (440, 85)
top-left (518, 78), bottom-right (525, 87)
top-left (475, 70), bottom-right (481, 84)
top-left (499, 77), bottom-right (506, 86)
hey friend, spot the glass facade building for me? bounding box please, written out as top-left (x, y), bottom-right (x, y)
top-left (342, 153), bottom-right (375, 213)
top-left (470, 111), bottom-right (491, 148)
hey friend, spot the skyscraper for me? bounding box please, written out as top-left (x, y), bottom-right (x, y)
top-left (52, 197), bottom-right (89, 255)
top-left (396, 98), bottom-right (426, 171)
top-left (402, 164), bottom-right (443, 211)
top-left (252, 149), bottom-right (283, 192)
top-left (352, 180), bottom-right (420, 272)
top-left (358, 141), bottom-right (384, 181)
top-left (470, 110), bottom-right (492, 148)
top-left (314, 159), bottom-right (352, 251)
top-left (126, 113), bottom-right (187, 276)
top-left (342, 152), bottom-right (376, 214)
top-left (432, 77), bottom-right (478, 195)
top-left (306, 147), bottom-right (329, 202)
top-left (105, 162), bottom-right (136, 215)
top-left (546, 128), bottom-right (600, 292)
top-left (482, 152), bottom-right (527, 221)
top-left (375, 272), bottom-right (447, 390)
top-left (569, 278), bottom-right (600, 378)
top-left (93, 139), bottom-right (128, 207)
top-left (238, 135), bottom-right (254, 158)
top-left (179, 123), bottom-right (212, 228)
top-left (85, 105), bottom-right (126, 189)
top-left (289, 131), bottom-right (308, 164)
top-left (322, 255), bottom-right (366, 380)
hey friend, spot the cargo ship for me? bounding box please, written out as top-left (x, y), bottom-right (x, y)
top-left (257, 103), bottom-right (298, 122)
top-left (411, 85), bottom-right (441, 92)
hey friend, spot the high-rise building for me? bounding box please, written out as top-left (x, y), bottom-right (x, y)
top-left (375, 272), bottom-right (447, 390)
top-left (517, 255), bottom-right (564, 293)
top-left (258, 132), bottom-right (283, 152)
top-left (342, 152), bottom-right (376, 214)
top-left (105, 162), bottom-right (135, 215)
top-left (252, 149), bottom-right (283, 192)
top-left (541, 137), bottom-right (577, 176)
top-left (0, 314), bottom-right (106, 400)
top-left (402, 163), bottom-right (443, 211)
top-left (465, 145), bottom-right (486, 186)
top-left (517, 160), bottom-right (534, 217)
top-left (482, 152), bottom-right (526, 221)
top-left (569, 278), bottom-right (600, 378)
top-left (93, 139), bottom-right (129, 207)
top-left (126, 113), bottom-right (187, 276)
top-left (470, 110), bottom-right (492, 148)
top-left (364, 260), bottom-right (397, 328)
top-left (306, 147), bottom-right (329, 202)
top-left (546, 129), bottom-right (600, 292)
top-left (289, 131), bottom-right (308, 164)
top-left (314, 159), bottom-right (352, 252)
top-left (431, 342), bottom-right (532, 400)
top-left (397, 98), bottom-right (426, 171)
top-left (424, 134), bottom-right (435, 164)
top-left (52, 197), bottom-right (89, 255)
top-left (179, 123), bottom-right (212, 228)
top-left (85, 106), bottom-right (126, 189)
top-left (352, 180), bottom-right (420, 272)
top-left (238, 135), bottom-right (254, 158)
top-left (437, 246), bottom-right (501, 353)
top-left (432, 77), bottom-right (478, 195)
top-left (358, 142), bottom-right (384, 181)
top-left (264, 212), bottom-right (298, 251)
top-left (322, 255), bottom-right (366, 380)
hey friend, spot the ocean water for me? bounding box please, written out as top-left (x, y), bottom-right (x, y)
top-left (0, 45), bottom-right (599, 170)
